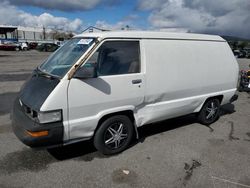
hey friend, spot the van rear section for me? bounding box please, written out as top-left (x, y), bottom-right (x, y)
top-left (135, 38), bottom-right (238, 126)
top-left (12, 31), bottom-right (239, 154)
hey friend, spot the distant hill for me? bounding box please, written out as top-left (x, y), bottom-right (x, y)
top-left (221, 36), bottom-right (250, 42)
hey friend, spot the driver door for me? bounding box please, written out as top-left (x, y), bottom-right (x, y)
top-left (67, 40), bottom-right (145, 140)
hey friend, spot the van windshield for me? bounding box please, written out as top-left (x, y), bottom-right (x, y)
top-left (39, 38), bottom-right (95, 78)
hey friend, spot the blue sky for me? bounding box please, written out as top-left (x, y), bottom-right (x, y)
top-left (19, 0), bottom-right (147, 27)
top-left (0, 0), bottom-right (250, 38)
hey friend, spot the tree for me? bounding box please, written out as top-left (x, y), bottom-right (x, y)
top-left (50, 30), bottom-right (74, 41)
top-left (238, 41), bottom-right (248, 50)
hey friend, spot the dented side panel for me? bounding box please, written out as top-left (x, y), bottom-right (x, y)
top-left (134, 39), bottom-right (238, 126)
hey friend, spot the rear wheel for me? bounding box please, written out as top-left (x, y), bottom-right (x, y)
top-left (94, 115), bottom-right (134, 155)
top-left (198, 98), bottom-right (220, 125)
top-left (238, 86), bottom-right (243, 92)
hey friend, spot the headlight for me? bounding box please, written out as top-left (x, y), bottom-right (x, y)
top-left (37, 110), bottom-right (62, 124)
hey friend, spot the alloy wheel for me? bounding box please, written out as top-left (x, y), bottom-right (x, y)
top-left (104, 122), bottom-right (128, 150)
top-left (205, 101), bottom-right (218, 120)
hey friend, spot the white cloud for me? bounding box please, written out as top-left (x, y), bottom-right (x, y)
top-left (0, 1), bottom-right (83, 32)
top-left (95, 17), bottom-right (139, 31)
top-left (7, 0), bottom-right (121, 11)
top-left (8, 0), bottom-right (101, 11)
top-left (95, 21), bottom-right (127, 30)
top-left (137, 0), bottom-right (250, 38)
top-left (137, 0), bottom-right (167, 11)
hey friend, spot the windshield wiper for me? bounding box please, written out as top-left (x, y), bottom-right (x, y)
top-left (34, 67), bottom-right (60, 80)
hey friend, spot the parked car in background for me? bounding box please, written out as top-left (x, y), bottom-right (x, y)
top-left (245, 50), bottom-right (250, 59)
top-left (233, 50), bottom-right (246, 58)
top-left (36, 43), bottom-right (59, 52)
top-left (28, 42), bottom-right (38, 49)
top-left (56, 41), bottom-right (67, 47)
top-left (240, 50), bottom-right (247, 58)
top-left (0, 41), bottom-right (20, 51)
top-left (19, 42), bottom-right (29, 51)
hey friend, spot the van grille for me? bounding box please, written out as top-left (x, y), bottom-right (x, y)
top-left (19, 99), bottom-right (38, 119)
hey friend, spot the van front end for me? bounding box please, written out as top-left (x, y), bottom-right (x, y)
top-left (11, 37), bottom-right (97, 148)
top-left (11, 69), bottom-right (65, 148)
top-left (12, 98), bottom-right (64, 148)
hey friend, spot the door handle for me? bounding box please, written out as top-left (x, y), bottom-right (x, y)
top-left (132, 79), bottom-right (142, 84)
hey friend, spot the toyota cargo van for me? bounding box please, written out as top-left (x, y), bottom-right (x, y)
top-left (12, 31), bottom-right (239, 154)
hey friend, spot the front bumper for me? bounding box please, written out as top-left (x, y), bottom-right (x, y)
top-left (11, 98), bottom-right (63, 148)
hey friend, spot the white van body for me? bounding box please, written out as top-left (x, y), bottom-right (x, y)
top-left (12, 31), bottom-right (239, 152)
top-left (43, 31), bottom-right (238, 140)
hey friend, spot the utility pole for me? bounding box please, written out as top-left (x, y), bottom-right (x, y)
top-left (43, 26), bottom-right (46, 40)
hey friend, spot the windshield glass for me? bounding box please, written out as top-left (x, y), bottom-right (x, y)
top-left (39, 38), bottom-right (95, 77)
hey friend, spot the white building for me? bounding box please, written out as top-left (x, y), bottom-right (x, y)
top-left (1, 25), bottom-right (110, 43)
top-left (17, 26), bottom-right (54, 43)
top-left (82, 26), bottom-right (110, 33)
top-left (0, 25), bottom-right (66, 43)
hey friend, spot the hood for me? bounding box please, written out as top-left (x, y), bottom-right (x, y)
top-left (19, 71), bottom-right (60, 111)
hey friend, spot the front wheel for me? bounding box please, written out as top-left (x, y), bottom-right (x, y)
top-left (94, 115), bottom-right (134, 155)
top-left (198, 98), bottom-right (221, 125)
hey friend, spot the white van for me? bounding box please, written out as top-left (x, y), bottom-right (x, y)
top-left (12, 31), bottom-right (239, 154)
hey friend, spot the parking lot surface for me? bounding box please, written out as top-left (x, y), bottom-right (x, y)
top-left (0, 51), bottom-right (250, 188)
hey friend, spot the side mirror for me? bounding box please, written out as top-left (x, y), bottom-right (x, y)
top-left (73, 65), bottom-right (96, 79)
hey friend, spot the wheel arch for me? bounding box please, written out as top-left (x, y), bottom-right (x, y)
top-left (95, 110), bottom-right (139, 139)
top-left (205, 95), bottom-right (223, 104)
top-left (195, 95), bottom-right (224, 112)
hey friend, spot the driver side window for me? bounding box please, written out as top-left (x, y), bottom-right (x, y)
top-left (85, 40), bottom-right (140, 76)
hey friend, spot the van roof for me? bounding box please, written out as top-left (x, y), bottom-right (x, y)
top-left (75, 31), bottom-right (225, 42)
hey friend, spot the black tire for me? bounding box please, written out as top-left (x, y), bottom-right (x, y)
top-left (94, 115), bottom-right (134, 155)
top-left (238, 86), bottom-right (243, 92)
top-left (198, 98), bottom-right (220, 125)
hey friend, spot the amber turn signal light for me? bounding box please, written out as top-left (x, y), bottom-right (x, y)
top-left (26, 130), bottom-right (49, 137)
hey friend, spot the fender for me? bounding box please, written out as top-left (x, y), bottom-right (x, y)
top-left (68, 105), bottom-right (138, 140)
